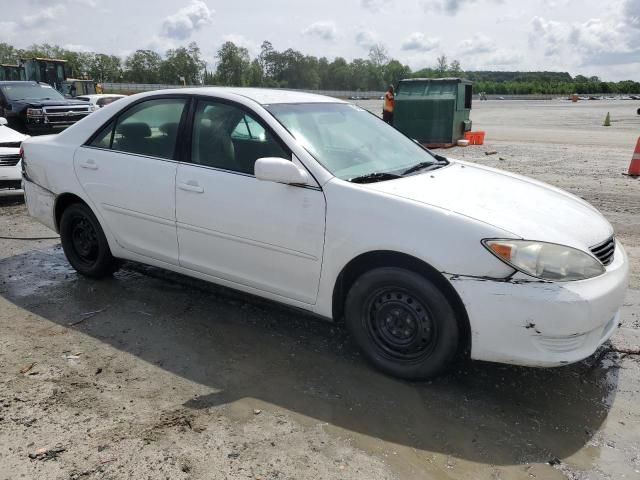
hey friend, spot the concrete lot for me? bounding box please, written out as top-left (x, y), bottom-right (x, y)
top-left (0, 99), bottom-right (639, 480)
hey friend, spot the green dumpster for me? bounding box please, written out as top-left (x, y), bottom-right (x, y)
top-left (393, 78), bottom-right (473, 146)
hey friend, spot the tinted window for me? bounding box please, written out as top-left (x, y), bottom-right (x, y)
top-left (90, 121), bottom-right (114, 149)
top-left (111, 98), bottom-right (186, 160)
top-left (191, 100), bottom-right (288, 174)
top-left (97, 96), bottom-right (122, 107)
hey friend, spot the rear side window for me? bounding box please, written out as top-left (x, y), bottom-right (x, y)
top-left (108, 98), bottom-right (186, 160)
top-left (90, 121), bottom-right (115, 149)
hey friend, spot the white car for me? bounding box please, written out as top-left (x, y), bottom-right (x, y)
top-left (21, 88), bottom-right (628, 379)
top-left (75, 94), bottom-right (126, 111)
top-left (0, 116), bottom-right (27, 190)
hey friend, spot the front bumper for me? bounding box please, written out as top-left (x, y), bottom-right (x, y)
top-left (450, 240), bottom-right (629, 367)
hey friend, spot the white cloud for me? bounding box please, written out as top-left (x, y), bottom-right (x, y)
top-left (530, 2), bottom-right (640, 67)
top-left (420, 0), bottom-right (505, 15)
top-left (458, 33), bottom-right (495, 54)
top-left (361, 0), bottom-right (393, 13)
top-left (420, 0), bottom-right (477, 15)
top-left (161, 0), bottom-right (214, 40)
top-left (401, 32), bottom-right (440, 51)
top-left (302, 21), bottom-right (337, 41)
top-left (530, 16), bottom-right (569, 56)
top-left (20, 5), bottom-right (65, 28)
top-left (355, 29), bottom-right (378, 49)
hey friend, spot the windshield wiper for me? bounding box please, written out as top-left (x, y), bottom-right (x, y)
top-left (402, 158), bottom-right (449, 176)
top-left (349, 172), bottom-right (402, 184)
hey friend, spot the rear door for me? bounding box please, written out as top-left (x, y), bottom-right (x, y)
top-left (74, 97), bottom-right (188, 265)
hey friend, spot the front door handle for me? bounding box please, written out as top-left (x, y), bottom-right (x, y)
top-left (79, 159), bottom-right (98, 170)
top-left (178, 181), bottom-right (204, 193)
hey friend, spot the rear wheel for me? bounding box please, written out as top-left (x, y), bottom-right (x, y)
top-left (345, 267), bottom-right (459, 380)
top-left (60, 203), bottom-right (119, 278)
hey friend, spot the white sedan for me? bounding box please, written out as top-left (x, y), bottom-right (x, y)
top-left (75, 94), bottom-right (126, 111)
top-left (21, 88), bottom-right (628, 379)
top-left (0, 116), bottom-right (27, 190)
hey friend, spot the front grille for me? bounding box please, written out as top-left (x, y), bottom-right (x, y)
top-left (44, 106), bottom-right (90, 114)
top-left (42, 106), bottom-right (91, 126)
top-left (44, 113), bottom-right (89, 125)
top-left (590, 236), bottom-right (615, 266)
top-left (0, 141), bottom-right (21, 148)
top-left (0, 153), bottom-right (21, 167)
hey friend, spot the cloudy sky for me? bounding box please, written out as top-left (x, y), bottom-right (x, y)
top-left (1, 0), bottom-right (639, 80)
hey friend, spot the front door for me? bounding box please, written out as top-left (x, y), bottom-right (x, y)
top-left (74, 97), bottom-right (188, 265)
top-left (176, 99), bottom-right (326, 304)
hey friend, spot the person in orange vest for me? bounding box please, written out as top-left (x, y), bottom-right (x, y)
top-left (382, 85), bottom-right (394, 124)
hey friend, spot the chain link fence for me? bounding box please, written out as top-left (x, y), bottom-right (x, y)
top-left (101, 83), bottom-right (386, 99)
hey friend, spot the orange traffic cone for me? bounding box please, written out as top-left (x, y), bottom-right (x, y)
top-left (628, 137), bottom-right (640, 177)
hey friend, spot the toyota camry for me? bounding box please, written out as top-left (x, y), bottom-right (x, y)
top-left (21, 88), bottom-right (628, 379)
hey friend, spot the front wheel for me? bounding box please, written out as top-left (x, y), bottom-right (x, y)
top-left (345, 267), bottom-right (459, 380)
top-left (60, 203), bottom-right (119, 278)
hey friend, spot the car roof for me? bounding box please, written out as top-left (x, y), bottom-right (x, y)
top-left (0, 81), bottom-right (41, 87)
top-left (148, 87), bottom-right (346, 105)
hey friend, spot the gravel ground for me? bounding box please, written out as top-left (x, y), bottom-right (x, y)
top-left (0, 99), bottom-right (639, 480)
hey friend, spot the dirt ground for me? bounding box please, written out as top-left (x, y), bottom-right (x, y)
top-left (0, 99), bottom-right (639, 480)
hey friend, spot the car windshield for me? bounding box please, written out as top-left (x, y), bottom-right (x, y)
top-left (266, 103), bottom-right (438, 181)
top-left (0, 84), bottom-right (64, 101)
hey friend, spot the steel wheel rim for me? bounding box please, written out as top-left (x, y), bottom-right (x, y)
top-left (364, 287), bottom-right (437, 363)
top-left (70, 216), bottom-right (99, 265)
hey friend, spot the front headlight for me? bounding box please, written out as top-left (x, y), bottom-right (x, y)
top-left (26, 108), bottom-right (44, 117)
top-left (483, 239), bottom-right (605, 281)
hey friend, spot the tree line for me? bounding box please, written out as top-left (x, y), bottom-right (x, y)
top-left (1, 41), bottom-right (638, 94)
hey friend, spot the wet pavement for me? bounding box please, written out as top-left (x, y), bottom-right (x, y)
top-left (0, 203), bottom-right (638, 479)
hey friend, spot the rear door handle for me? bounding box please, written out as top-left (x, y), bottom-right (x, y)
top-left (178, 181), bottom-right (204, 193)
top-left (79, 159), bottom-right (98, 170)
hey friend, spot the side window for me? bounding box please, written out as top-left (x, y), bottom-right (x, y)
top-left (90, 121), bottom-right (114, 149)
top-left (191, 100), bottom-right (288, 174)
top-left (231, 115), bottom-right (266, 141)
top-left (111, 98), bottom-right (186, 160)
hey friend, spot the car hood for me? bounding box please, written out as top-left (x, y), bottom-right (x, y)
top-left (0, 125), bottom-right (28, 144)
top-left (365, 160), bottom-right (613, 250)
top-left (13, 99), bottom-right (89, 108)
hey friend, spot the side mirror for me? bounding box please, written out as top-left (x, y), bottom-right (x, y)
top-left (255, 157), bottom-right (309, 185)
top-left (0, 117), bottom-right (7, 126)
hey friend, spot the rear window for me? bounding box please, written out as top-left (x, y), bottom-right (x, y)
top-left (97, 97), bottom-right (122, 107)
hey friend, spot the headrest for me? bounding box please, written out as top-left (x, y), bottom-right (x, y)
top-left (117, 122), bottom-right (151, 138)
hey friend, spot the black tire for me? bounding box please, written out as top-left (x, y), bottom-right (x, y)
top-left (60, 203), bottom-right (119, 278)
top-left (345, 267), bottom-right (459, 380)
